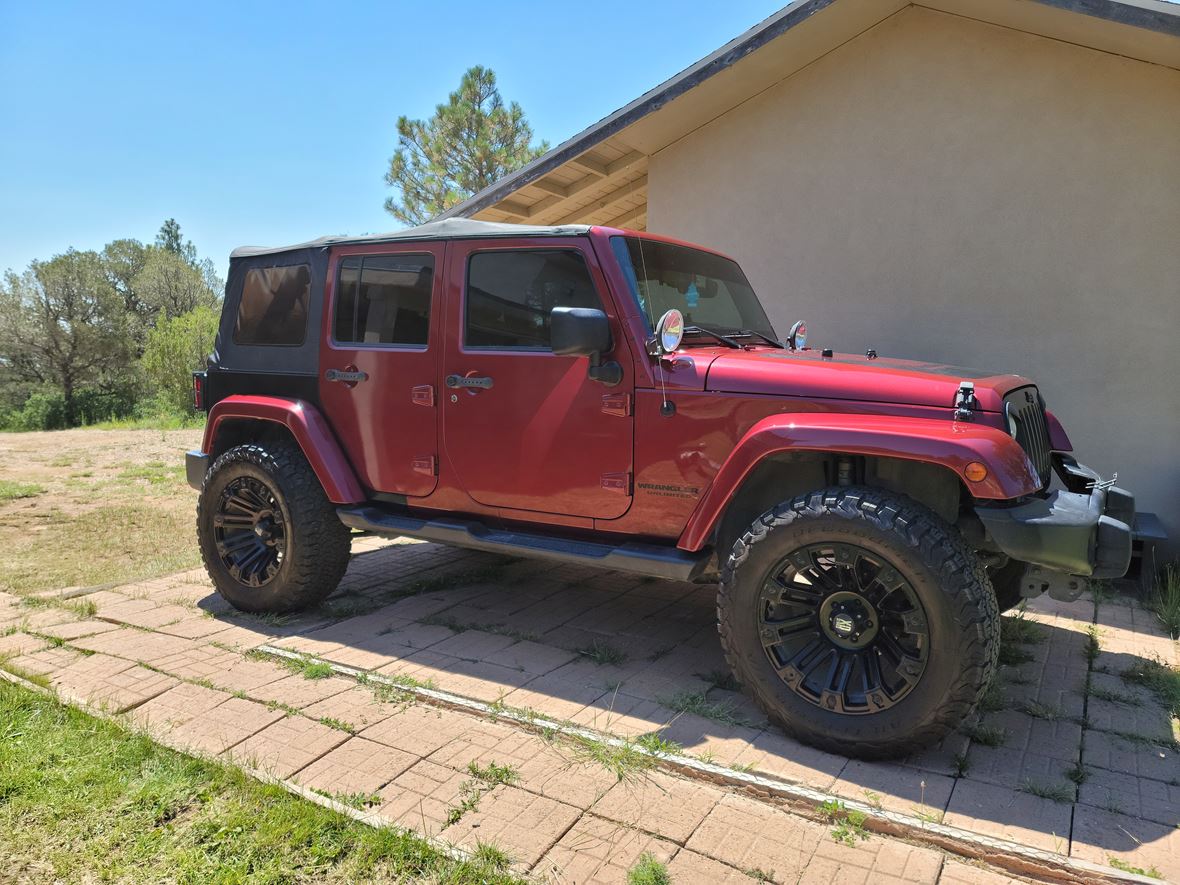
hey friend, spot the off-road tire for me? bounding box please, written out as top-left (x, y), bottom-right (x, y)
top-left (197, 440), bottom-right (351, 613)
top-left (988, 558), bottom-right (1027, 613)
top-left (718, 486), bottom-right (1000, 759)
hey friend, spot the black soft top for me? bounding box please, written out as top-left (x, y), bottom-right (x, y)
top-left (230, 218), bottom-right (592, 259)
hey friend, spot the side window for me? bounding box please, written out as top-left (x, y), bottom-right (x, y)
top-left (333, 253), bottom-right (433, 346)
top-left (233, 264), bottom-right (311, 346)
top-left (466, 250), bottom-right (602, 349)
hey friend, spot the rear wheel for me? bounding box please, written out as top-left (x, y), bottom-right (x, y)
top-left (197, 440), bottom-right (351, 613)
top-left (718, 487), bottom-right (999, 759)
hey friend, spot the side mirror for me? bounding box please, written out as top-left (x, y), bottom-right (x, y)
top-left (647, 308), bottom-right (684, 357)
top-left (551, 307), bottom-right (611, 357)
top-left (787, 320), bottom-right (807, 351)
top-left (550, 307), bottom-right (621, 386)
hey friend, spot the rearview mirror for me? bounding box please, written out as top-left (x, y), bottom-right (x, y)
top-left (551, 307), bottom-right (611, 357)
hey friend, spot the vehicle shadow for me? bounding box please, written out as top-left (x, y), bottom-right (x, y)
top-left (195, 539), bottom-right (1179, 858)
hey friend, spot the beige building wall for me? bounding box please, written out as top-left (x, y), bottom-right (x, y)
top-left (648, 5), bottom-right (1180, 558)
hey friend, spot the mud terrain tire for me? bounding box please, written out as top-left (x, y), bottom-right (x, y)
top-left (718, 486), bottom-right (999, 759)
top-left (197, 440), bottom-right (351, 613)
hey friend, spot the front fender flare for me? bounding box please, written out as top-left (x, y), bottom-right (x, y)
top-left (201, 395), bottom-right (365, 504)
top-left (677, 413), bottom-right (1041, 551)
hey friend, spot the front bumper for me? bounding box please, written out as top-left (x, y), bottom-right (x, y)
top-left (186, 450), bottom-right (210, 491)
top-left (974, 459), bottom-right (1133, 581)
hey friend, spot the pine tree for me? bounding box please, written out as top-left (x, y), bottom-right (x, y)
top-left (384, 66), bottom-right (548, 226)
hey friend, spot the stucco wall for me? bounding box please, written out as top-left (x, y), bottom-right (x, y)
top-left (648, 5), bottom-right (1180, 560)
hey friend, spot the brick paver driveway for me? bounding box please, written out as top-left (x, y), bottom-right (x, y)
top-left (2, 536), bottom-right (1177, 883)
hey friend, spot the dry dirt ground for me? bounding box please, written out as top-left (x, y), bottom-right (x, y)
top-left (0, 428), bottom-right (202, 594)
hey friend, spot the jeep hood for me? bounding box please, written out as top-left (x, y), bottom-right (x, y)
top-left (702, 349), bottom-right (1030, 412)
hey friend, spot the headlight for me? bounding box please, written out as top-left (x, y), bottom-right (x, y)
top-left (1005, 402), bottom-right (1019, 438)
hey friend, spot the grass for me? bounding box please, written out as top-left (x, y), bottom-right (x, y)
top-left (420, 613), bottom-right (541, 644)
top-left (1120, 657), bottom-right (1180, 719)
top-left (962, 723), bottom-right (1007, 747)
top-left (634, 732), bottom-right (683, 756)
top-left (1084, 625), bottom-right (1101, 666)
top-left (318, 716), bottom-right (358, 734)
top-left (0, 480), bottom-right (44, 502)
top-left (444, 761), bottom-right (520, 826)
top-left (0, 652), bottom-right (52, 689)
top-left (818, 799), bottom-right (869, 846)
top-left (1018, 700), bottom-right (1065, 721)
top-left (627, 852), bottom-right (671, 885)
top-left (0, 504), bottom-right (201, 595)
top-left (952, 752), bottom-right (971, 777)
top-left (997, 643), bottom-right (1034, 667)
top-left (1000, 609), bottom-right (1046, 646)
top-left (255, 651), bottom-right (335, 681)
top-left (697, 668), bottom-right (741, 692)
top-left (0, 681), bottom-right (520, 883)
top-left (311, 788), bottom-right (381, 811)
top-left (1088, 685), bottom-right (1131, 705)
top-left (1109, 856), bottom-right (1162, 878)
top-left (570, 734), bottom-right (657, 782)
top-left (661, 689), bottom-right (751, 727)
top-left (1018, 779), bottom-right (1074, 803)
top-left (977, 683), bottom-right (1007, 714)
top-left (1148, 562), bottom-right (1180, 640)
top-left (575, 639), bottom-right (627, 666)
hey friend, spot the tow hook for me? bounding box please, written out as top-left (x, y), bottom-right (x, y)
top-left (954, 381), bottom-right (979, 421)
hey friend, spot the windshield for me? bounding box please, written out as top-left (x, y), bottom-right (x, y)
top-left (610, 236), bottom-right (776, 342)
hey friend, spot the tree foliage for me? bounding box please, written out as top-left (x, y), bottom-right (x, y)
top-left (384, 66), bottom-right (548, 225)
top-left (133, 249), bottom-right (219, 320)
top-left (0, 250), bottom-right (133, 425)
top-left (0, 218), bottom-right (223, 429)
top-left (141, 305), bottom-right (219, 414)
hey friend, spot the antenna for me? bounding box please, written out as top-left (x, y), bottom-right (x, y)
top-left (634, 236), bottom-right (672, 416)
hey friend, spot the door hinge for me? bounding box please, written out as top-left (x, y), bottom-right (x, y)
top-left (600, 472), bottom-right (632, 494)
top-left (411, 455), bottom-right (437, 476)
top-left (411, 385), bottom-right (435, 407)
top-left (601, 393), bottom-right (631, 417)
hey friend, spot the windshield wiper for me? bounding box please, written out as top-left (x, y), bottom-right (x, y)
top-left (735, 329), bottom-right (785, 349)
top-left (682, 325), bottom-right (742, 349)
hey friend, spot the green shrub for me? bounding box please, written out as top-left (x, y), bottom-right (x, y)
top-left (140, 305), bottom-right (219, 415)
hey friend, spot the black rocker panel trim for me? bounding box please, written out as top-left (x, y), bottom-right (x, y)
top-left (337, 505), bottom-right (709, 582)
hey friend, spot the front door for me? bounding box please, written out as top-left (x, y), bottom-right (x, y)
top-left (318, 244), bottom-right (443, 498)
top-left (442, 239), bottom-right (634, 519)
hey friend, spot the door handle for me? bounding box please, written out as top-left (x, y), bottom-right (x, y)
top-left (325, 368), bottom-right (368, 384)
top-left (445, 374), bottom-right (494, 390)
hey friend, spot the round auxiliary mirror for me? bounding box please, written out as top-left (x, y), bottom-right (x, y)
top-left (654, 309), bottom-right (684, 355)
top-left (787, 320), bottom-right (807, 351)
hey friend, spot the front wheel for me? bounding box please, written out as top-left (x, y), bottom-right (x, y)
top-left (718, 487), bottom-right (999, 759)
top-left (197, 440), bottom-right (352, 613)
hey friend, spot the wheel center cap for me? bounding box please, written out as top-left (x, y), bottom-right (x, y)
top-left (819, 591), bottom-right (880, 650)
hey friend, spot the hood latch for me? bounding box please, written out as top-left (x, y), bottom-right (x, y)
top-left (954, 381), bottom-right (979, 421)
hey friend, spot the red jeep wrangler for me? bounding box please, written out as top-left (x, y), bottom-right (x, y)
top-left (188, 218), bottom-right (1133, 757)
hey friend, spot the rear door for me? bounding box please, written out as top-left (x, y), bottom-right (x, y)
top-left (318, 244), bottom-right (442, 497)
top-left (441, 238), bottom-right (634, 519)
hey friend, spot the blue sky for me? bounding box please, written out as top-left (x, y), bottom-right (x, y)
top-left (0, 0), bottom-right (787, 277)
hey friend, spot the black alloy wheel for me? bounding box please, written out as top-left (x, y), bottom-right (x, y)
top-left (213, 475), bottom-right (287, 587)
top-left (758, 542), bottom-right (929, 714)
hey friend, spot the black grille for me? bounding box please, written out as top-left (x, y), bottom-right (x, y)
top-left (1004, 387), bottom-right (1051, 487)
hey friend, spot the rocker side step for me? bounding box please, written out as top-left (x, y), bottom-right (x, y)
top-left (336, 505), bottom-right (710, 582)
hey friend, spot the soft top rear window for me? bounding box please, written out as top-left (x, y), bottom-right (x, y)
top-left (234, 264), bottom-right (311, 346)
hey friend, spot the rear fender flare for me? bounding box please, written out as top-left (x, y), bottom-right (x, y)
top-left (677, 413), bottom-right (1040, 551)
top-left (201, 395), bottom-right (365, 504)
